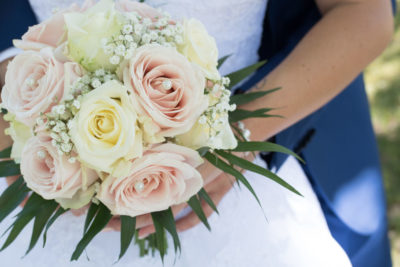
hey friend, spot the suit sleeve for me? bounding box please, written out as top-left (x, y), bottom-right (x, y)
top-left (0, 0), bottom-right (37, 52)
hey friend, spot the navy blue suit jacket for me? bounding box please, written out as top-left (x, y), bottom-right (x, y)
top-left (0, 1), bottom-right (396, 266)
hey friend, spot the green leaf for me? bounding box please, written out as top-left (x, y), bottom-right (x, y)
top-left (84, 202), bottom-right (100, 234)
top-left (232, 141), bottom-right (305, 163)
top-left (216, 150), bottom-right (302, 196)
top-left (229, 108), bottom-right (281, 123)
top-left (26, 200), bottom-right (58, 254)
top-left (0, 161), bottom-right (21, 177)
top-left (15, 193), bottom-right (44, 219)
top-left (217, 54), bottom-right (231, 69)
top-left (119, 216), bottom-right (136, 260)
top-left (196, 147), bottom-right (210, 157)
top-left (71, 203), bottom-right (112, 261)
top-left (0, 147), bottom-right (12, 159)
top-left (187, 196), bottom-right (210, 230)
top-left (226, 61), bottom-right (266, 89)
top-left (230, 87), bottom-right (281, 106)
top-left (204, 152), bottom-right (261, 206)
top-left (151, 213), bottom-right (167, 261)
top-left (1, 193), bottom-right (44, 251)
top-left (198, 188), bottom-right (219, 215)
top-left (0, 176), bottom-right (29, 223)
top-left (43, 207), bottom-right (68, 247)
top-left (152, 208), bottom-right (181, 253)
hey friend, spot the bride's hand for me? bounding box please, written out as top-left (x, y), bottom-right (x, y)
top-left (135, 172), bottom-right (235, 238)
top-left (105, 160), bottom-right (228, 235)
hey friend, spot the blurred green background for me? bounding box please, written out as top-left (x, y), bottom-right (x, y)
top-left (364, 1), bottom-right (400, 265)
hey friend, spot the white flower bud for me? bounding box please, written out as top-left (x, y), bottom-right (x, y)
top-left (125, 35), bottom-right (134, 42)
top-left (141, 34), bottom-right (151, 44)
top-left (198, 116), bottom-right (207, 124)
top-left (73, 100), bottom-right (81, 109)
top-left (91, 78), bottom-right (102, 88)
top-left (115, 44), bottom-right (126, 56)
top-left (110, 55), bottom-right (120, 65)
top-left (122, 24), bottom-right (133, 34)
top-left (134, 24), bottom-right (143, 34)
top-left (95, 69), bottom-right (105, 77)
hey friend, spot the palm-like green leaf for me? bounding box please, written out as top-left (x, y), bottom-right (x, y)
top-left (43, 207), bottom-right (68, 247)
top-left (217, 55), bottom-right (231, 69)
top-left (198, 189), bottom-right (218, 214)
top-left (231, 141), bottom-right (304, 163)
top-left (230, 87), bottom-right (280, 106)
top-left (229, 108), bottom-right (281, 123)
top-left (1, 193), bottom-right (44, 251)
top-left (216, 150), bottom-right (302, 196)
top-left (0, 147), bottom-right (12, 159)
top-left (0, 161), bottom-right (20, 177)
top-left (151, 213), bottom-right (167, 261)
top-left (84, 202), bottom-right (100, 234)
top-left (26, 200), bottom-right (58, 254)
top-left (0, 176), bottom-right (29, 223)
top-left (119, 216), bottom-right (136, 260)
top-left (152, 208), bottom-right (181, 253)
top-left (196, 147), bottom-right (210, 157)
top-left (71, 203), bottom-right (112, 261)
top-left (187, 196), bottom-right (210, 230)
top-left (226, 61), bottom-right (266, 89)
top-left (204, 152), bottom-right (261, 206)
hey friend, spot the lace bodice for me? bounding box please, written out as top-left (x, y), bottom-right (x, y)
top-left (28, 0), bottom-right (268, 76)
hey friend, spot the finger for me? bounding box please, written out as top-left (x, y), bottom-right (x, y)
top-left (138, 224), bottom-right (155, 239)
top-left (70, 204), bottom-right (90, 217)
top-left (105, 216), bottom-right (121, 232)
top-left (6, 175), bottom-right (19, 186)
top-left (137, 202), bottom-right (188, 239)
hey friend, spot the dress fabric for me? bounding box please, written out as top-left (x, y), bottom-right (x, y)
top-left (0, 0), bottom-right (352, 266)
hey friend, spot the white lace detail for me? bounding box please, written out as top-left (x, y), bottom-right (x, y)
top-left (28, 0), bottom-right (268, 76)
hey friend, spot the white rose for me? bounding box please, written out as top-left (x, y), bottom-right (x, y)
top-left (176, 88), bottom-right (237, 150)
top-left (175, 115), bottom-right (237, 150)
top-left (178, 19), bottom-right (220, 81)
top-left (64, 0), bottom-right (123, 71)
top-left (3, 113), bottom-right (32, 163)
top-left (69, 80), bottom-right (143, 177)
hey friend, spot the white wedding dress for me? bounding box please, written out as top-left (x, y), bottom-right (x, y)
top-left (0, 0), bottom-right (352, 266)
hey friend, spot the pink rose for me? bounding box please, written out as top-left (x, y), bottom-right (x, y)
top-left (116, 0), bottom-right (164, 21)
top-left (13, 0), bottom-right (95, 51)
top-left (97, 143), bottom-right (204, 217)
top-left (122, 45), bottom-right (208, 137)
top-left (20, 135), bottom-right (98, 200)
top-left (1, 48), bottom-right (83, 126)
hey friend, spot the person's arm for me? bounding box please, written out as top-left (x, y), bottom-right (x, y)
top-left (242, 0), bottom-right (394, 141)
top-left (141, 0), bottom-right (394, 234)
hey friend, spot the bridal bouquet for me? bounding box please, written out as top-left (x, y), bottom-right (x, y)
top-left (0, 0), bottom-right (301, 262)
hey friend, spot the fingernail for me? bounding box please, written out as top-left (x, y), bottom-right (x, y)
top-left (138, 231), bottom-right (150, 239)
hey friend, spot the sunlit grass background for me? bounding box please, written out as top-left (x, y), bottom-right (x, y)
top-left (364, 2), bottom-right (400, 265)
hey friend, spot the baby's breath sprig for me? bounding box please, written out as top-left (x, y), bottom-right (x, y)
top-left (199, 77), bottom-right (236, 143)
top-left (102, 11), bottom-right (184, 66)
